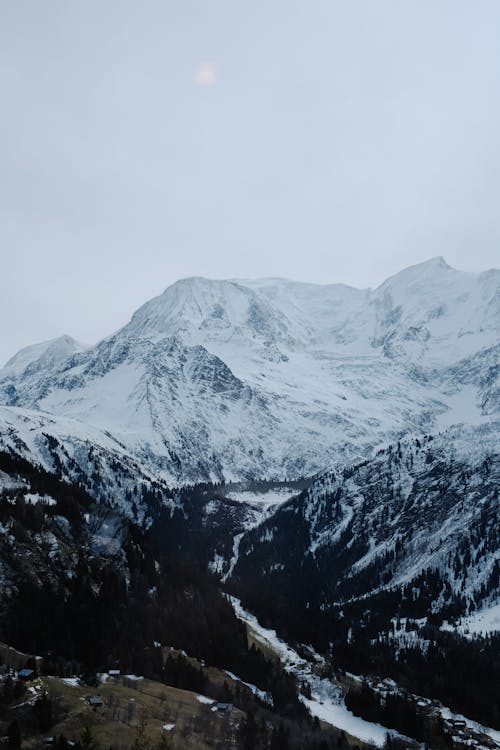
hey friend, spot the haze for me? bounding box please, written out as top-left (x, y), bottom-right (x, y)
top-left (1, 1), bottom-right (499, 366)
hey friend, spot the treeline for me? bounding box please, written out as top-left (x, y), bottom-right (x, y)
top-left (355, 625), bottom-right (500, 730)
top-left (0, 452), bottom-right (353, 749)
top-left (232, 580), bottom-right (500, 730)
top-left (345, 682), bottom-right (450, 747)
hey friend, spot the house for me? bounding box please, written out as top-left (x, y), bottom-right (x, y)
top-left (216, 702), bottom-right (233, 713)
top-left (18, 668), bottom-right (35, 680)
top-left (88, 695), bottom-right (103, 708)
top-left (108, 669), bottom-right (120, 678)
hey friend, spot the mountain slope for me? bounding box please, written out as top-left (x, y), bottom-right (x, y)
top-left (1, 335), bottom-right (85, 378)
top-left (228, 422), bottom-right (499, 617)
top-left (222, 422), bottom-right (500, 731)
top-left (0, 450), bottom-right (352, 750)
top-left (0, 259), bottom-right (497, 484)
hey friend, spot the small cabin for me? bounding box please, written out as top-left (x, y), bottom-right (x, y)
top-left (88, 695), bottom-right (103, 708)
top-left (18, 668), bottom-right (35, 681)
top-left (217, 702), bottom-right (233, 713)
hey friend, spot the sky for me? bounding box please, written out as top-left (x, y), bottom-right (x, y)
top-left (1, 0), bottom-right (499, 365)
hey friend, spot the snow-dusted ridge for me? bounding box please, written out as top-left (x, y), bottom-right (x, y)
top-left (0, 258), bottom-right (498, 486)
top-left (0, 404), bottom-right (172, 520)
top-left (2, 335), bottom-right (86, 376)
top-left (228, 422), bottom-right (500, 624)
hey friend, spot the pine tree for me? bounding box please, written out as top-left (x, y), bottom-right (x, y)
top-left (133, 714), bottom-right (151, 750)
top-left (79, 726), bottom-right (97, 750)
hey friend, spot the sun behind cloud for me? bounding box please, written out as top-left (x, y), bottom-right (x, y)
top-left (193, 63), bottom-right (218, 86)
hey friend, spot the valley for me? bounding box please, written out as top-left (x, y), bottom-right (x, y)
top-left (0, 260), bottom-right (498, 748)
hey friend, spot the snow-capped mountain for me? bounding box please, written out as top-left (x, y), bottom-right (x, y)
top-left (228, 422), bottom-right (499, 619)
top-left (1, 334), bottom-right (85, 378)
top-left (0, 258), bottom-right (498, 484)
top-left (0, 259), bottom-right (499, 744)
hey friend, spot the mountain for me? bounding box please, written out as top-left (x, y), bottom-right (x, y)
top-left (0, 258), bottom-right (498, 485)
top-left (0, 258), bottom-right (499, 747)
top-left (228, 421), bottom-right (499, 620)
top-left (1, 334), bottom-right (85, 378)
top-left (223, 420), bottom-right (500, 731)
top-left (0, 449), bottom-right (353, 750)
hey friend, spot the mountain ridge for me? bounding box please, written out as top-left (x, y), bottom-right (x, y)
top-left (0, 258), bottom-right (498, 485)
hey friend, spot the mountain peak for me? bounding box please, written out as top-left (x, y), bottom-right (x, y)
top-left (2, 335), bottom-right (85, 376)
top-left (424, 255), bottom-right (450, 269)
top-left (0, 256), bottom-right (498, 486)
top-left (376, 256), bottom-right (455, 290)
top-left (124, 276), bottom-right (302, 354)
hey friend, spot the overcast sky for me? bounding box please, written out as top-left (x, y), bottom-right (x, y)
top-left (1, 1), bottom-right (499, 365)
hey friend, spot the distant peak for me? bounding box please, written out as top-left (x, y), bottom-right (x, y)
top-left (163, 276), bottom-right (239, 291)
top-left (375, 256), bottom-right (457, 291)
top-left (429, 255), bottom-right (448, 265)
top-left (397, 256), bottom-right (453, 274)
top-left (425, 256), bottom-right (452, 270)
top-left (2, 335), bottom-right (84, 374)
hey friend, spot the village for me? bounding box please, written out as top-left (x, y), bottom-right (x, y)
top-left (0, 642), bottom-right (244, 749)
top-left (360, 676), bottom-right (500, 750)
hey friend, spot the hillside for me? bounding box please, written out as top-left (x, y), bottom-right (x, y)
top-left (0, 450), bottom-right (358, 749)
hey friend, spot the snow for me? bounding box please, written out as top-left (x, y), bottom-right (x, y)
top-left (299, 695), bottom-right (392, 746)
top-left (2, 335), bottom-right (84, 376)
top-left (220, 497), bottom-right (279, 582)
top-left (440, 707), bottom-right (500, 745)
top-left (1, 261), bottom-right (497, 486)
top-left (223, 670), bottom-right (272, 705)
top-left (162, 723), bottom-right (175, 731)
top-left (0, 470), bottom-right (26, 491)
top-left (286, 422), bottom-right (500, 608)
top-left (196, 694), bottom-right (215, 705)
top-left (61, 677), bottom-right (80, 687)
top-left (224, 487), bottom-right (297, 508)
top-left (25, 492), bottom-right (56, 506)
top-left (231, 598), bottom-right (500, 748)
top-left (436, 385), bottom-right (492, 430)
top-left (221, 532), bottom-right (246, 583)
top-left (230, 597), bottom-right (402, 747)
top-left (91, 517), bottom-right (124, 556)
top-left (462, 602), bottom-right (500, 635)
top-left (442, 602), bottom-right (500, 637)
top-left (0, 404), bottom-right (167, 519)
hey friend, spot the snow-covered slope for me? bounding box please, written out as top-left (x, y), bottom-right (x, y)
top-left (0, 404), bottom-right (265, 574)
top-left (0, 404), bottom-right (172, 520)
top-left (2, 335), bottom-right (85, 377)
top-left (229, 422), bottom-right (499, 620)
top-left (0, 258), bottom-right (498, 484)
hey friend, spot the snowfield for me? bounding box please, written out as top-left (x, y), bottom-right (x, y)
top-left (442, 601), bottom-right (500, 637)
top-left (223, 487), bottom-right (298, 508)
